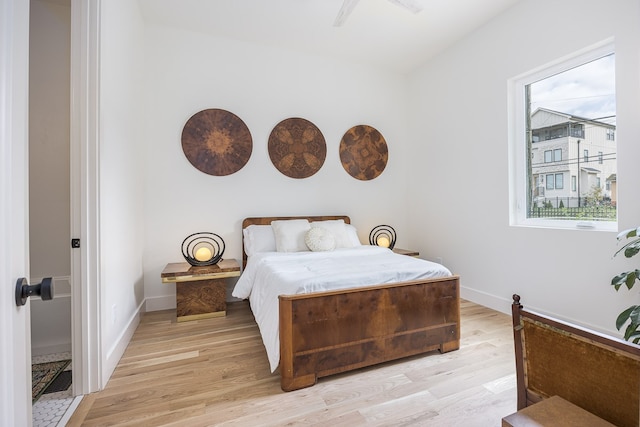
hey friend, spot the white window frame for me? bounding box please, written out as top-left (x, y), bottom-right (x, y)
top-left (508, 39), bottom-right (616, 231)
top-left (554, 149), bottom-right (562, 162)
top-left (545, 174), bottom-right (554, 190)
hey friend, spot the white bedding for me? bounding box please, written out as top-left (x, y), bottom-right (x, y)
top-left (232, 245), bottom-right (452, 372)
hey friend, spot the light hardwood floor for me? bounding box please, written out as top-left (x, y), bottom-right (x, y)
top-left (68, 300), bottom-right (517, 426)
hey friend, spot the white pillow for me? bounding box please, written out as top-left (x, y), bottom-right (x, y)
top-left (271, 219), bottom-right (311, 252)
top-left (345, 224), bottom-right (361, 246)
top-left (243, 225), bottom-right (276, 256)
top-left (310, 219), bottom-right (355, 248)
top-left (305, 227), bottom-right (336, 252)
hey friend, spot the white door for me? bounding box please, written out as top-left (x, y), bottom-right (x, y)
top-left (0, 0), bottom-right (33, 425)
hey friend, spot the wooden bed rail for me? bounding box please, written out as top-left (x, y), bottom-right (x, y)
top-left (511, 294), bottom-right (640, 427)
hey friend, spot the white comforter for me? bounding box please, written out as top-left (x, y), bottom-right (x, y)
top-left (232, 246), bottom-right (453, 372)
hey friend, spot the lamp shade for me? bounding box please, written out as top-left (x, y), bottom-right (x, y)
top-left (181, 232), bottom-right (225, 266)
top-left (369, 225), bottom-right (396, 250)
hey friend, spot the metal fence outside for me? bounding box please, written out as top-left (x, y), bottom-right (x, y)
top-left (530, 206), bottom-right (617, 220)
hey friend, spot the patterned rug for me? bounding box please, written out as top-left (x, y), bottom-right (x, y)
top-left (44, 370), bottom-right (72, 394)
top-left (32, 360), bottom-right (71, 403)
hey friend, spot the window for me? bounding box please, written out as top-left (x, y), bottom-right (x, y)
top-left (546, 174), bottom-right (554, 190)
top-left (596, 177), bottom-right (601, 188)
top-left (544, 173), bottom-right (564, 190)
top-left (509, 41), bottom-right (617, 230)
top-left (554, 149), bottom-right (562, 161)
top-left (570, 124), bottom-right (584, 138)
top-left (544, 149), bottom-right (562, 163)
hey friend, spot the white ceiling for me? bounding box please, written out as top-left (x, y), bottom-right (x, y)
top-left (137, 0), bottom-right (521, 74)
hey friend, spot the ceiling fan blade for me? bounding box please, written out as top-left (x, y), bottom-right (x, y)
top-left (387, 0), bottom-right (423, 14)
top-left (333, 0), bottom-right (360, 27)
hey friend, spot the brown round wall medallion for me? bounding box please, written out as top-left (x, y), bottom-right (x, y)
top-left (339, 125), bottom-right (388, 181)
top-left (268, 117), bottom-right (326, 179)
top-left (181, 108), bottom-right (252, 176)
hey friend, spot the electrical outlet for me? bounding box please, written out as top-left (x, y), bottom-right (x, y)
top-left (112, 304), bottom-right (117, 325)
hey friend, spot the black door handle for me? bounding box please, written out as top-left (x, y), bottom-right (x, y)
top-left (15, 277), bottom-right (55, 306)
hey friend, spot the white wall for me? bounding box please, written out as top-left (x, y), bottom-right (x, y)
top-left (29, 0), bottom-right (72, 356)
top-left (99, 0), bottom-right (146, 378)
top-left (407, 0), bottom-right (640, 336)
top-left (141, 24), bottom-right (412, 309)
top-left (95, 1), bottom-right (640, 370)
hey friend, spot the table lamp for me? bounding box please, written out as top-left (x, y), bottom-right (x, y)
top-left (369, 225), bottom-right (396, 250)
top-left (181, 232), bottom-right (225, 266)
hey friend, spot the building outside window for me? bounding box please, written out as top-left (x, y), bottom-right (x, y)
top-left (529, 109), bottom-right (615, 208)
top-left (509, 44), bottom-right (617, 229)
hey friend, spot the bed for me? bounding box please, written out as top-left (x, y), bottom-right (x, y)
top-left (233, 215), bottom-right (461, 391)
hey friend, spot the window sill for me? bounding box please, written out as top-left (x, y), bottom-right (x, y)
top-left (512, 218), bottom-right (617, 232)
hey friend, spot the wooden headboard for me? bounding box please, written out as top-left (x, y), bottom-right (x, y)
top-left (241, 215), bottom-right (351, 268)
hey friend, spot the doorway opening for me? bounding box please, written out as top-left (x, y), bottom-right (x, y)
top-left (29, 0), bottom-right (74, 424)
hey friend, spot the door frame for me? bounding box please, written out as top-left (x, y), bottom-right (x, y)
top-left (0, 0), bottom-right (31, 423)
top-left (70, 0), bottom-right (102, 395)
top-left (0, 1), bottom-right (103, 422)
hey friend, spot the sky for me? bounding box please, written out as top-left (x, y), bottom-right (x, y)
top-left (530, 53), bottom-right (616, 125)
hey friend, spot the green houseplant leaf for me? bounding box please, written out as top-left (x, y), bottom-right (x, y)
top-left (615, 227), bottom-right (640, 258)
top-left (611, 228), bottom-right (640, 342)
top-left (617, 305), bottom-right (640, 343)
top-left (611, 270), bottom-right (640, 291)
top-left (616, 305), bottom-right (640, 331)
top-left (616, 226), bottom-right (640, 241)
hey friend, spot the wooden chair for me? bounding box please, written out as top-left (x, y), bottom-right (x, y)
top-left (511, 294), bottom-right (640, 427)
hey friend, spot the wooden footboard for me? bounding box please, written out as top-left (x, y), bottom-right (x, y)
top-left (279, 275), bottom-right (460, 391)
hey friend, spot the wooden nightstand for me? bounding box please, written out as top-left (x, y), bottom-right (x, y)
top-left (161, 259), bottom-right (240, 322)
top-left (392, 248), bottom-right (420, 257)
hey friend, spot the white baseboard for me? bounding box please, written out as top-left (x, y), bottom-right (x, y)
top-left (103, 301), bottom-right (143, 383)
top-left (31, 342), bottom-right (72, 357)
top-left (461, 285), bottom-right (620, 338)
top-left (144, 295), bottom-right (176, 312)
top-left (461, 285), bottom-right (512, 315)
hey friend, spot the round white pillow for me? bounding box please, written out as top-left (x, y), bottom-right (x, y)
top-left (304, 227), bottom-right (336, 252)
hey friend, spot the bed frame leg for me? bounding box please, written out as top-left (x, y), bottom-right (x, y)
top-left (281, 373), bottom-right (317, 392)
